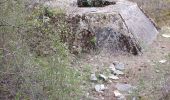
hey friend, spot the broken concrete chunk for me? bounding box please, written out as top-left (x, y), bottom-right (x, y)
top-left (114, 90), bottom-right (123, 97)
top-left (159, 59), bottom-right (167, 64)
top-left (162, 34), bottom-right (170, 38)
top-left (117, 95), bottom-right (126, 100)
top-left (155, 69), bottom-right (160, 73)
top-left (95, 84), bottom-right (105, 92)
top-left (114, 90), bottom-right (126, 100)
top-left (108, 75), bottom-right (119, 80)
top-left (113, 62), bottom-right (125, 70)
top-left (109, 64), bottom-right (116, 72)
top-left (113, 70), bottom-right (124, 75)
top-left (90, 73), bottom-right (98, 81)
top-left (108, 80), bottom-right (112, 83)
top-left (161, 26), bottom-right (170, 38)
top-left (115, 83), bottom-right (134, 93)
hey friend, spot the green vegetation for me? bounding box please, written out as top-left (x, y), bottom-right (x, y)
top-left (0, 0), bottom-right (82, 99)
top-left (0, 0), bottom-right (170, 100)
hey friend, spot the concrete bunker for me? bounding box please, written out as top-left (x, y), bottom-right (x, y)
top-left (67, 0), bottom-right (158, 55)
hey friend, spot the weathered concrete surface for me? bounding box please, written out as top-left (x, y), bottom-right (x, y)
top-left (112, 1), bottom-right (158, 44)
top-left (68, 9), bottom-right (141, 54)
top-left (44, 0), bottom-right (158, 54)
top-left (68, 0), bottom-right (158, 44)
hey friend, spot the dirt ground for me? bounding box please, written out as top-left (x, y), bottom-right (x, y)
top-left (43, 1), bottom-right (170, 99)
top-left (75, 26), bottom-right (170, 100)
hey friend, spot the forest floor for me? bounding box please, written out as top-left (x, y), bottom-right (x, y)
top-left (74, 26), bottom-right (170, 100)
top-left (44, 0), bottom-right (170, 99)
top-left (1, 0), bottom-right (170, 100)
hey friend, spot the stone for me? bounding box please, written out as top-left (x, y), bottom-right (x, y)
top-left (159, 59), bottom-right (167, 64)
top-left (114, 90), bottom-right (123, 97)
top-left (99, 74), bottom-right (108, 80)
top-left (114, 90), bottom-right (126, 100)
top-left (155, 69), bottom-right (160, 73)
top-left (108, 80), bottom-right (112, 83)
top-left (95, 84), bottom-right (105, 92)
top-left (113, 62), bottom-right (125, 70)
top-left (115, 83), bottom-right (134, 93)
top-left (162, 34), bottom-right (170, 38)
top-left (161, 26), bottom-right (170, 38)
top-left (132, 97), bottom-right (137, 100)
top-left (117, 95), bottom-right (126, 100)
top-left (108, 75), bottom-right (119, 80)
top-left (113, 70), bottom-right (124, 75)
top-left (90, 73), bottom-right (98, 81)
top-left (109, 64), bottom-right (116, 71)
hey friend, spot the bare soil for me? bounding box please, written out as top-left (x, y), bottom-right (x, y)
top-left (75, 27), bottom-right (170, 100)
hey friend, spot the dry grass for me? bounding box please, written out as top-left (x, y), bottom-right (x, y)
top-left (129, 0), bottom-right (170, 27)
top-left (0, 1), bottom-right (82, 99)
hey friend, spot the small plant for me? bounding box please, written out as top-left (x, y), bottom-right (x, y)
top-left (0, 1), bottom-right (82, 99)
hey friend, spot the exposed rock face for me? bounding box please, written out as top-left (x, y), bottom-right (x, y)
top-left (66, 0), bottom-right (158, 55)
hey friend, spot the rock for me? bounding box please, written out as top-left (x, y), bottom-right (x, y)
top-left (86, 92), bottom-right (89, 96)
top-left (99, 74), bottom-right (108, 80)
top-left (132, 97), bottom-right (137, 100)
top-left (114, 90), bottom-right (123, 97)
top-left (161, 26), bottom-right (170, 38)
top-left (162, 34), bottom-right (170, 38)
top-left (114, 90), bottom-right (126, 100)
top-left (159, 59), bottom-right (167, 64)
top-left (115, 83), bottom-right (134, 93)
top-left (108, 75), bottom-right (119, 80)
top-left (90, 73), bottom-right (98, 81)
top-left (113, 62), bottom-right (125, 70)
top-left (108, 80), bottom-right (112, 83)
top-left (155, 69), bottom-right (160, 73)
top-left (109, 64), bottom-right (116, 71)
top-left (95, 84), bottom-right (105, 92)
top-left (113, 70), bottom-right (124, 75)
top-left (110, 63), bottom-right (124, 75)
top-left (117, 95), bottom-right (126, 100)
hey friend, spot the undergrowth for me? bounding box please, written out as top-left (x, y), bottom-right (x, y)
top-left (0, 0), bottom-right (82, 99)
